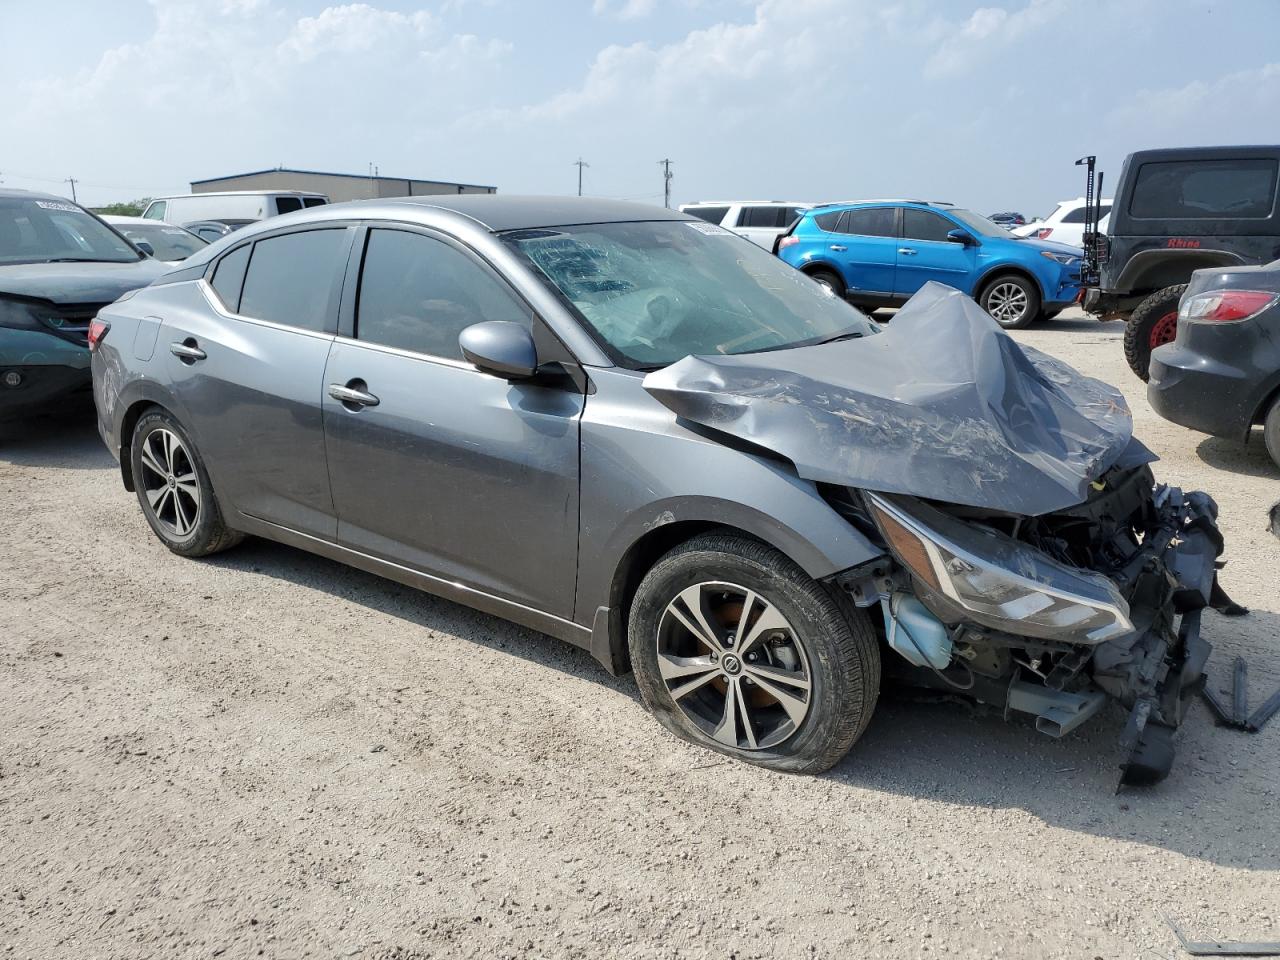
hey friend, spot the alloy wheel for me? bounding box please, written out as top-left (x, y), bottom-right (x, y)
top-left (138, 428), bottom-right (201, 538)
top-left (656, 581), bottom-right (812, 750)
top-left (986, 282), bottom-right (1029, 324)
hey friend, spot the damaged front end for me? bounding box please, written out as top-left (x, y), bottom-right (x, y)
top-left (830, 467), bottom-right (1227, 785)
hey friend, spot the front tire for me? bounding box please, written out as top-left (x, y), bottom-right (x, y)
top-left (1123, 284), bottom-right (1187, 382)
top-left (979, 273), bottom-right (1040, 329)
top-left (129, 410), bottom-right (243, 557)
top-left (1264, 395), bottom-right (1280, 471)
top-left (807, 267), bottom-right (845, 299)
top-left (628, 533), bottom-right (880, 774)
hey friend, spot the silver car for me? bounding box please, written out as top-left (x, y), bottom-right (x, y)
top-left (91, 197), bottom-right (1232, 784)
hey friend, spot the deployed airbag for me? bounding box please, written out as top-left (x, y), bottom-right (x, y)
top-left (643, 282), bottom-right (1149, 516)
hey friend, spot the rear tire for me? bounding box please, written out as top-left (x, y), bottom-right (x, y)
top-left (1264, 395), bottom-right (1280, 471)
top-left (979, 273), bottom-right (1040, 329)
top-left (129, 410), bottom-right (243, 557)
top-left (1123, 284), bottom-right (1187, 382)
top-left (807, 268), bottom-right (845, 299)
top-left (628, 533), bottom-right (880, 774)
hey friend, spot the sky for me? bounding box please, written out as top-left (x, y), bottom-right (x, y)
top-left (1, 0), bottom-right (1277, 215)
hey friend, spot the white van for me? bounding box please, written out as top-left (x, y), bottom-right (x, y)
top-left (678, 201), bottom-right (812, 250)
top-left (141, 191), bottom-right (328, 226)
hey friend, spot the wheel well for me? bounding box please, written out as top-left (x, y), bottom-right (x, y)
top-left (975, 265), bottom-right (1042, 300)
top-left (1252, 377), bottom-right (1280, 427)
top-left (117, 400), bottom-right (165, 491)
top-left (800, 262), bottom-right (843, 282)
top-left (603, 520), bottom-right (774, 674)
top-left (1118, 251), bottom-right (1243, 293)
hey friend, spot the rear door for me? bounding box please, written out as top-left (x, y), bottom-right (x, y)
top-left (732, 205), bottom-right (791, 249)
top-left (162, 226), bottom-right (352, 537)
top-left (826, 207), bottom-right (898, 296)
top-left (321, 225), bottom-right (583, 617)
top-left (893, 208), bottom-right (976, 297)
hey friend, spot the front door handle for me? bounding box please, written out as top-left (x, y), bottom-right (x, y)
top-left (328, 382), bottom-right (380, 408)
top-left (829, 244), bottom-right (848, 252)
top-left (169, 339), bottom-right (206, 362)
top-left (898, 248), bottom-right (917, 256)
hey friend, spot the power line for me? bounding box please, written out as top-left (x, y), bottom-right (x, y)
top-left (573, 157), bottom-right (589, 197)
top-left (657, 158), bottom-right (673, 208)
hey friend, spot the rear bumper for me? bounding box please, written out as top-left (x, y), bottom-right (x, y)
top-left (1148, 341), bottom-right (1256, 440)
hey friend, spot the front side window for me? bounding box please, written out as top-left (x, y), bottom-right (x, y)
top-left (0, 196), bottom-right (141, 265)
top-left (303, 197), bottom-right (327, 208)
top-left (838, 208), bottom-right (897, 238)
top-left (503, 220), bottom-right (878, 370)
top-left (143, 201), bottom-right (167, 221)
top-left (739, 206), bottom-right (787, 228)
top-left (902, 208), bottom-right (956, 243)
top-left (356, 229), bottom-right (530, 361)
top-left (238, 229), bottom-right (347, 332)
top-left (1130, 159), bottom-right (1278, 219)
top-left (274, 197), bottom-right (303, 215)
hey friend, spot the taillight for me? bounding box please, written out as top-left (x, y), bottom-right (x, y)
top-left (1035, 228), bottom-right (1053, 240)
top-left (776, 235), bottom-right (800, 251)
top-left (87, 318), bottom-right (110, 351)
top-left (1179, 289), bottom-right (1279, 324)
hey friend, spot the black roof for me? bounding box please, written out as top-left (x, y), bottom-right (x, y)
top-left (0, 187), bottom-right (66, 202)
top-left (190, 166), bottom-right (497, 191)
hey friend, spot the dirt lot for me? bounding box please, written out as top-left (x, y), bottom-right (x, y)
top-left (2, 310), bottom-right (1278, 959)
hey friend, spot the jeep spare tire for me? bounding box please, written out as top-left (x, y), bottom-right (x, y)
top-left (1123, 283), bottom-right (1187, 382)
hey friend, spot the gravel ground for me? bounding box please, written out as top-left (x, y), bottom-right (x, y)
top-left (2, 309), bottom-right (1278, 960)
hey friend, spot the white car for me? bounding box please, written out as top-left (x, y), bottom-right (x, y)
top-left (140, 190), bottom-right (328, 226)
top-left (678, 201), bottom-right (812, 250)
top-left (102, 215), bottom-right (208, 265)
top-left (1013, 197), bottom-right (1112, 245)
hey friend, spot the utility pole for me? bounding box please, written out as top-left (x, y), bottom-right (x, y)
top-left (658, 158), bottom-right (673, 208)
top-left (65, 177), bottom-right (78, 203)
top-left (573, 157), bottom-right (589, 196)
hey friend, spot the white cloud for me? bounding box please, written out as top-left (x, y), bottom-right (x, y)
top-left (924, 0), bottom-right (1066, 77)
top-left (592, 0), bottom-right (658, 20)
top-left (278, 4), bottom-right (436, 62)
top-left (1107, 62), bottom-right (1280, 139)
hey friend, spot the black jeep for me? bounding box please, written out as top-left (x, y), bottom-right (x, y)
top-left (1078, 145), bottom-right (1280, 380)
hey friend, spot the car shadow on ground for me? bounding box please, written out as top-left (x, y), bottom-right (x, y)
top-left (0, 406), bottom-right (113, 470)
top-left (1196, 433), bottom-right (1278, 480)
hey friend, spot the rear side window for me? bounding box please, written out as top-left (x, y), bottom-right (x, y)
top-left (739, 206), bottom-right (788, 228)
top-left (274, 197), bottom-right (303, 215)
top-left (356, 229), bottom-right (530, 361)
top-left (839, 207), bottom-right (897, 238)
top-left (303, 197), bottom-right (327, 208)
top-left (813, 211), bottom-right (843, 231)
top-left (901, 209), bottom-right (955, 242)
top-left (685, 206), bottom-right (729, 225)
top-left (1061, 204), bottom-right (1111, 224)
top-left (209, 244), bottom-right (251, 311)
top-left (238, 229), bottom-right (347, 332)
top-left (1129, 159), bottom-right (1279, 219)
top-left (143, 201), bottom-right (166, 221)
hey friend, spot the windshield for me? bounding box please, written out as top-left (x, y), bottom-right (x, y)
top-left (0, 197), bottom-right (141, 265)
top-left (947, 209), bottom-right (1012, 238)
top-left (113, 222), bottom-right (208, 261)
top-left (502, 220), bottom-right (878, 369)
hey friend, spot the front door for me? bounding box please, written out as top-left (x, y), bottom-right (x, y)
top-left (893, 208), bottom-right (976, 297)
top-left (163, 226), bottom-right (352, 537)
top-left (321, 226), bottom-right (583, 618)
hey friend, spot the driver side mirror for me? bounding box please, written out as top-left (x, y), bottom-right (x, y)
top-left (946, 229), bottom-right (975, 246)
top-left (134, 240), bottom-right (156, 257)
top-left (459, 321), bottom-right (538, 380)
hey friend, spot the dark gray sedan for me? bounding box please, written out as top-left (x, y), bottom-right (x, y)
top-left (91, 197), bottom-right (1233, 783)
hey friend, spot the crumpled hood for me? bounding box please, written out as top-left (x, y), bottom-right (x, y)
top-left (643, 282), bottom-right (1150, 516)
top-left (0, 259), bottom-right (169, 305)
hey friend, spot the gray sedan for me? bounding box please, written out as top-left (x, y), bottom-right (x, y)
top-left (91, 197), bottom-right (1232, 783)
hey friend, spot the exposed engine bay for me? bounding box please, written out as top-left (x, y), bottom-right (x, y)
top-left (827, 463), bottom-right (1230, 786)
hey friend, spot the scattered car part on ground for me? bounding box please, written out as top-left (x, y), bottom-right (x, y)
top-left (1075, 146), bottom-right (1280, 380)
top-left (677, 200), bottom-right (812, 249)
top-left (1013, 197), bottom-right (1113, 245)
top-left (103, 215), bottom-right (209, 264)
top-left (776, 200), bottom-right (1082, 328)
top-left (0, 189), bottom-right (169, 421)
top-left (93, 196), bottom-right (1233, 785)
top-left (1148, 259), bottom-right (1280, 469)
top-left (1165, 915), bottom-right (1280, 957)
top-left (141, 190), bottom-right (328, 226)
top-left (1201, 656), bottom-right (1280, 734)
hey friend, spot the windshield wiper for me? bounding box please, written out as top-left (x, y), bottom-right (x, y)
top-left (43, 257), bottom-right (133, 264)
top-left (813, 330), bottom-right (866, 345)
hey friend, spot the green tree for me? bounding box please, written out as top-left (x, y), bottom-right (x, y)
top-left (90, 198), bottom-right (152, 217)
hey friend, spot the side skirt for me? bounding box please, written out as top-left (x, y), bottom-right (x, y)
top-left (232, 513), bottom-right (595, 653)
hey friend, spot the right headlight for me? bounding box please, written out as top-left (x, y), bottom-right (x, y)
top-left (0, 296), bottom-right (44, 331)
top-left (866, 491), bottom-right (1133, 645)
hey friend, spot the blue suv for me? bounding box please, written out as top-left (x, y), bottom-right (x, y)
top-left (777, 201), bottom-right (1082, 328)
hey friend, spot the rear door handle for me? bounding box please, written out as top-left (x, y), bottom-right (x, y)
top-left (898, 248), bottom-right (917, 256)
top-left (829, 244), bottom-right (847, 252)
top-left (328, 382), bottom-right (380, 408)
top-left (169, 340), bottom-right (206, 362)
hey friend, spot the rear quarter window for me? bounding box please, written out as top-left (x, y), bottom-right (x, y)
top-left (237, 229), bottom-right (348, 332)
top-left (1129, 158), bottom-right (1279, 219)
top-left (209, 244), bottom-right (251, 312)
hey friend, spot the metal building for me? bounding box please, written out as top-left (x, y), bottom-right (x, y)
top-left (189, 167), bottom-right (497, 203)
